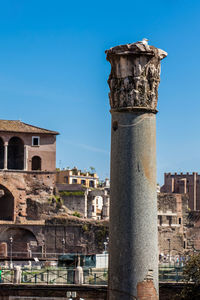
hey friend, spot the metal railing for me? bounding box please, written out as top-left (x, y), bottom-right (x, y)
top-left (0, 267), bottom-right (108, 285)
top-left (0, 265), bottom-right (185, 285)
top-left (159, 264), bottom-right (184, 282)
top-left (6, 251), bottom-right (62, 259)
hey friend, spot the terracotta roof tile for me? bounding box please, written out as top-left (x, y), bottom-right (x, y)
top-left (0, 120), bottom-right (59, 135)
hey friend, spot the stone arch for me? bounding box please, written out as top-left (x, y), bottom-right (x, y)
top-left (0, 184), bottom-right (14, 221)
top-left (0, 227), bottom-right (38, 254)
top-left (31, 156), bottom-right (41, 171)
top-left (0, 137), bottom-right (4, 169)
top-left (8, 137), bottom-right (24, 170)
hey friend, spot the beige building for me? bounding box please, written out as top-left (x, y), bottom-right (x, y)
top-left (56, 167), bottom-right (99, 188)
top-left (161, 172), bottom-right (200, 211)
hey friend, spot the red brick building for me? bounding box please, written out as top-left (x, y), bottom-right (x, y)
top-left (0, 120), bottom-right (58, 172)
top-left (0, 120), bottom-right (59, 222)
top-left (161, 172), bottom-right (200, 211)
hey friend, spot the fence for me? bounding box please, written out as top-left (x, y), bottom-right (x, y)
top-left (0, 267), bottom-right (108, 285)
top-left (0, 265), bottom-right (184, 285)
top-left (159, 264), bottom-right (184, 282)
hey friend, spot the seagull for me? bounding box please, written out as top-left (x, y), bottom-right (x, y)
top-left (138, 38), bottom-right (149, 45)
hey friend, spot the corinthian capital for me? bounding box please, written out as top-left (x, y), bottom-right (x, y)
top-left (105, 40), bottom-right (167, 113)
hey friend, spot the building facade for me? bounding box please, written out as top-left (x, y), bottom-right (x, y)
top-left (0, 120), bottom-right (59, 222)
top-left (158, 193), bottom-right (188, 257)
top-left (0, 120), bottom-right (58, 172)
top-left (56, 183), bottom-right (110, 220)
top-left (161, 172), bottom-right (200, 210)
top-left (56, 167), bottom-right (99, 188)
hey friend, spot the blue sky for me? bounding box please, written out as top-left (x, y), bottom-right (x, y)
top-left (0, 0), bottom-right (200, 184)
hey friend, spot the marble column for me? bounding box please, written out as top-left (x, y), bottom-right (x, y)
top-left (105, 40), bottom-right (167, 300)
top-left (4, 142), bottom-right (8, 170)
top-left (102, 191), bottom-right (110, 220)
top-left (24, 145), bottom-right (28, 171)
top-left (91, 197), bottom-right (97, 220)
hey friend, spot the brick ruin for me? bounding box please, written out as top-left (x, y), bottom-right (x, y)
top-left (1, 120), bottom-right (200, 262)
top-left (0, 120), bottom-right (108, 257)
top-left (161, 172), bottom-right (200, 210)
top-left (158, 191), bottom-right (200, 257)
top-left (158, 193), bottom-right (188, 257)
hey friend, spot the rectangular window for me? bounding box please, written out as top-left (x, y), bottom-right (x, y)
top-left (32, 136), bottom-right (40, 146)
top-left (167, 216), bottom-right (172, 226)
top-left (72, 179), bottom-right (77, 184)
top-left (89, 180), bottom-right (94, 187)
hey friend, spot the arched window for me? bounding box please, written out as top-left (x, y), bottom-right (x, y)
top-left (32, 156), bottom-right (41, 170)
top-left (0, 138), bottom-right (4, 169)
top-left (8, 137), bottom-right (24, 170)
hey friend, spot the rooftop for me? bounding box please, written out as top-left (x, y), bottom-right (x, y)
top-left (0, 120), bottom-right (59, 135)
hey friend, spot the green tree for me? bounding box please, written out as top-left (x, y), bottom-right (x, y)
top-left (175, 253), bottom-right (200, 300)
top-left (89, 166), bottom-right (96, 174)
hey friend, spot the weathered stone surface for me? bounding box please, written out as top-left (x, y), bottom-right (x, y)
top-left (0, 217), bottom-right (109, 255)
top-left (0, 171), bottom-right (55, 222)
top-left (107, 41), bottom-right (167, 300)
top-left (161, 172), bottom-right (200, 211)
top-left (106, 40), bottom-right (167, 112)
top-left (158, 193), bottom-right (189, 257)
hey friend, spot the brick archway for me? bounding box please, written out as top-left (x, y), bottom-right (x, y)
top-left (0, 227), bottom-right (38, 255)
top-left (0, 184), bottom-right (14, 221)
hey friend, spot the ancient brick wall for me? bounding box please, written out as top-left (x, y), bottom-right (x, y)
top-left (0, 283), bottom-right (190, 300)
top-left (61, 194), bottom-right (87, 217)
top-left (161, 172), bottom-right (200, 210)
top-left (0, 171), bottom-right (55, 222)
top-left (0, 218), bottom-right (109, 255)
top-left (158, 193), bottom-right (188, 256)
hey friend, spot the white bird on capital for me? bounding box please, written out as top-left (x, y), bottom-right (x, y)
top-left (139, 38), bottom-right (149, 45)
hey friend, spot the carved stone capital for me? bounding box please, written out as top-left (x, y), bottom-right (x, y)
top-left (105, 40), bottom-right (167, 112)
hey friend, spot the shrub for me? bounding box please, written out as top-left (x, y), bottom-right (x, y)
top-left (72, 211), bottom-right (81, 218)
top-left (60, 191), bottom-right (85, 197)
top-left (174, 253), bottom-right (200, 300)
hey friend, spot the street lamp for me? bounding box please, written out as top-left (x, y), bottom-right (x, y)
top-left (42, 240), bottom-right (46, 258)
top-left (103, 237), bottom-right (109, 271)
top-left (167, 238), bottom-right (171, 264)
top-left (103, 237), bottom-right (109, 253)
top-left (62, 238), bottom-right (65, 255)
top-left (9, 236), bottom-right (13, 269)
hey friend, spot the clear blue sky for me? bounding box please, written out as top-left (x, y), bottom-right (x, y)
top-left (0, 0), bottom-right (200, 184)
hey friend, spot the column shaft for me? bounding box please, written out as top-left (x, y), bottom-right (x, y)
top-left (109, 112), bottom-right (157, 299)
top-left (105, 40), bottom-right (167, 300)
top-left (4, 143), bottom-right (8, 170)
top-left (24, 145), bottom-right (28, 171)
